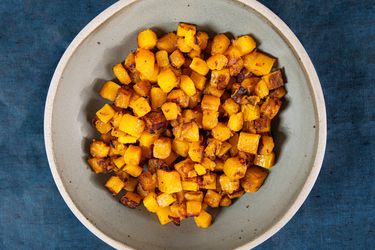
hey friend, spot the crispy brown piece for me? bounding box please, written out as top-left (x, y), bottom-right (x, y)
top-left (120, 192), bottom-right (142, 208)
top-left (138, 171), bottom-right (156, 191)
top-left (143, 111), bottom-right (167, 134)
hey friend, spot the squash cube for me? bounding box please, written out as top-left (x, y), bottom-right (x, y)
top-left (180, 75), bottom-right (196, 96)
top-left (204, 190), bottom-right (221, 208)
top-left (124, 145), bottom-right (142, 165)
top-left (169, 49), bottom-right (185, 69)
top-left (206, 54), bottom-right (228, 70)
top-left (188, 142), bottom-right (204, 162)
top-left (96, 104), bottom-right (115, 124)
top-left (210, 69), bottom-right (230, 90)
top-left (143, 192), bottom-right (159, 213)
top-left (201, 95), bottom-right (220, 111)
top-left (137, 29), bottom-right (157, 49)
top-left (182, 181), bottom-right (199, 191)
top-left (150, 87), bottom-right (167, 110)
top-left (190, 71), bottom-right (206, 90)
top-left (157, 68), bottom-right (178, 93)
top-left (254, 117), bottom-right (271, 133)
top-left (135, 48), bottom-right (155, 79)
top-left (186, 201), bottom-right (202, 217)
top-left (157, 193), bottom-right (176, 207)
top-left (244, 51), bottom-right (275, 76)
top-left (113, 156), bottom-right (125, 169)
top-left (201, 157), bottom-right (216, 171)
top-left (156, 206), bottom-right (172, 225)
top-left (254, 153), bottom-right (275, 169)
top-left (223, 157), bottom-right (247, 180)
top-left (99, 81), bottom-right (121, 101)
top-left (255, 79), bottom-right (269, 99)
top-left (260, 136), bottom-right (275, 155)
top-left (194, 164), bottom-right (207, 175)
top-left (153, 138), bottom-right (172, 159)
top-left (161, 102), bottom-right (181, 120)
top-left (113, 63), bottom-right (132, 85)
top-left (202, 110), bottom-right (219, 130)
top-left (120, 192), bottom-right (142, 208)
top-left (228, 112), bottom-right (244, 132)
top-left (262, 70), bottom-right (284, 90)
top-left (177, 22), bottom-right (196, 37)
top-left (172, 139), bottom-right (189, 157)
top-left (157, 169), bottom-right (182, 194)
top-left (131, 97), bottom-right (151, 117)
top-left (87, 157), bottom-right (106, 174)
top-left (211, 34), bottom-right (230, 55)
top-left (157, 32), bottom-right (178, 53)
top-left (90, 140), bottom-right (110, 158)
top-left (212, 123), bottom-right (232, 141)
top-left (119, 114), bottom-right (145, 138)
top-left (233, 35), bottom-right (256, 56)
top-left (222, 98), bottom-right (240, 115)
top-left (194, 210), bottom-right (212, 228)
top-left (181, 122), bottom-right (200, 142)
top-left (114, 88), bottom-right (133, 109)
top-left (219, 175), bottom-right (240, 194)
top-left (238, 132), bottom-right (261, 154)
top-left (189, 57), bottom-right (209, 76)
top-left (241, 166), bottom-right (269, 192)
top-left (105, 176), bottom-right (125, 195)
top-left (155, 50), bottom-right (170, 68)
top-left (242, 104), bottom-right (260, 121)
top-left (133, 80), bottom-right (151, 97)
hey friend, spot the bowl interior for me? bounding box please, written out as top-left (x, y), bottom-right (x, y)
top-left (49, 0), bottom-right (320, 249)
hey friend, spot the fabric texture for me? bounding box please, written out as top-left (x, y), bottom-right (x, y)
top-left (0, 0), bottom-right (374, 249)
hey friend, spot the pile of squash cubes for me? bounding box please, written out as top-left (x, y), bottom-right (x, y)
top-left (88, 23), bottom-right (285, 228)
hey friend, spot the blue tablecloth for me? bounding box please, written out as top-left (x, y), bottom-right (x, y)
top-left (0, 0), bottom-right (374, 249)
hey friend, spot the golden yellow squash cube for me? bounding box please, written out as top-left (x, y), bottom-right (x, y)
top-left (177, 37), bottom-right (192, 53)
top-left (241, 166), bottom-right (269, 192)
top-left (137, 29), bottom-right (157, 49)
top-left (118, 135), bottom-right (138, 144)
top-left (255, 79), bottom-right (269, 99)
top-left (157, 68), bottom-right (178, 93)
top-left (182, 181), bottom-right (199, 191)
top-left (186, 201), bottom-right (202, 217)
top-left (143, 192), bottom-right (159, 213)
top-left (105, 176), bottom-right (125, 195)
top-left (201, 95), bottom-right (220, 111)
top-left (188, 141), bottom-right (204, 163)
top-left (204, 190), bottom-right (221, 208)
top-left (177, 22), bottom-right (196, 37)
top-left (153, 138), bottom-right (172, 159)
top-left (241, 104), bottom-right (260, 121)
top-left (123, 164), bottom-right (143, 177)
top-left (119, 114), bottom-right (145, 138)
top-left (206, 54), bottom-right (228, 70)
top-left (161, 102), bottom-right (181, 120)
top-left (157, 193), bottom-right (176, 207)
top-left (180, 75), bottom-right (196, 96)
top-left (212, 123), bottom-right (232, 141)
top-left (181, 122), bottom-right (200, 142)
top-left (194, 164), bottom-right (207, 175)
top-left (150, 87), bottom-right (167, 110)
top-left (254, 153), bottom-right (275, 169)
top-left (238, 132), bottom-right (261, 154)
top-left (201, 157), bottom-right (216, 171)
top-left (210, 69), bottom-right (230, 89)
top-left (172, 139), bottom-right (189, 157)
top-left (114, 88), bottom-right (133, 109)
top-left (156, 32), bottom-right (178, 53)
top-left (233, 35), bottom-right (256, 56)
top-left (189, 57), bottom-right (209, 76)
top-left (222, 98), bottom-right (240, 115)
top-left (99, 81), bottom-right (121, 101)
top-left (190, 71), bottom-right (206, 91)
top-left (156, 206), bottom-right (172, 225)
top-left (260, 136), bottom-right (275, 155)
top-left (131, 97), bottom-right (151, 117)
top-left (124, 145), bottom-right (142, 165)
top-left (135, 48), bottom-right (155, 79)
top-left (133, 80), bottom-right (151, 97)
top-left (202, 110), bottom-right (219, 130)
top-left (219, 175), bottom-right (240, 194)
top-left (155, 50), bottom-right (170, 68)
top-left (87, 157), bottom-right (106, 174)
top-left (228, 112), bottom-right (244, 132)
top-left (96, 104), bottom-right (115, 124)
top-left (223, 157), bottom-right (247, 180)
top-left (157, 169), bottom-right (182, 194)
top-left (244, 51), bottom-right (275, 76)
top-left (211, 34), bottom-right (230, 55)
top-left (169, 49), bottom-right (185, 69)
top-left (113, 63), bottom-right (132, 85)
top-left (113, 156), bottom-right (125, 169)
top-left (94, 119), bottom-right (112, 134)
top-left (90, 140), bottom-right (110, 158)
top-left (139, 131), bottom-right (159, 148)
top-left (194, 210), bottom-right (212, 228)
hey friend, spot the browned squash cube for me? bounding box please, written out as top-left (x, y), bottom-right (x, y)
top-left (156, 32), bottom-right (178, 53)
top-left (153, 138), bottom-right (172, 159)
top-left (114, 88), bottom-right (133, 109)
top-left (259, 136), bottom-right (275, 155)
top-left (219, 175), bottom-right (240, 194)
top-left (262, 70), bottom-right (284, 90)
top-left (186, 201), bottom-right (202, 217)
top-left (190, 57), bottom-right (209, 76)
top-left (190, 71), bottom-right (206, 91)
top-left (201, 95), bottom-right (221, 111)
top-left (211, 34), bottom-right (230, 55)
top-left (223, 157), bottom-right (247, 180)
top-left (131, 97), bottom-right (151, 117)
top-left (157, 169), bottom-right (182, 194)
top-left (237, 132), bottom-right (261, 154)
top-left (169, 49), bottom-right (185, 69)
top-left (204, 190), bottom-right (221, 208)
top-left (188, 141), bottom-right (204, 163)
top-left (212, 123), bottom-right (232, 141)
top-left (90, 140), bottom-right (110, 158)
top-left (219, 195), bottom-right (232, 207)
top-left (105, 176), bottom-right (125, 195)
top-left (120, 192), bottom-right (142, 208)
top-left (161, 102), bottom-right (181, 121)
top-left (99, 81), bottom-right (121, 101)
top-left (194, 210), bottom-right (212, 228)
top-left (241, 165), bottom-right (269, 192)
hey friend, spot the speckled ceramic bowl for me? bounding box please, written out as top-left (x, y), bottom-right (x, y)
top-left (44, 0), bottom-right (326, 249)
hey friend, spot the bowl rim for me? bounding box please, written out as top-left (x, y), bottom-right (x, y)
top-left (44, 0), bottom-right (327, 249)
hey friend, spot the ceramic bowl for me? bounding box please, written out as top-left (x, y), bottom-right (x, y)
top-left (44, 0), bottom-right (326, 249)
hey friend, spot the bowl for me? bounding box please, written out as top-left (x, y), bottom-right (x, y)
top-left (44, 0), bottom-right (326, 249)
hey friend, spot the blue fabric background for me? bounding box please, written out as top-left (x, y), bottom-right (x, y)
top-left (0, 0), bottom-right (374, 249)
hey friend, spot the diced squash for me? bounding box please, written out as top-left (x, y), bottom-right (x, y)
top-left (233, 35), bottom-right (256, 56)
top-left (242, 104), bottom-right (260, 121)
top-left (123, 164), bottom-right (143, 177)
top-left (124, 145), bottom-right (142, 165)
top-left (156, 206), bottom-right (172, 225)
top-left (118, 135), bottom-right (138, 144)
top-left (186, 201), bottom-right (202, 217)
top-left (143, 192), bottom-right (159, 213)
top-left (210, 69), bottom-right (230, 90)
top-left (254, 153), bottom-right (275, 169)
top-left (216, 142), bottom-right (232, 157)
top-left (177, 37), bottom-right (192, 53)
top-left (123, 176), bottom-right (138, 192)
top-left (139, 131), bottom-right (159, 148)
top-left (220, 195), bottom-right (232, 207)
top-left (188, 141), bottom-right (204, 163)
top-left (190, 71), bottom-right (206, 90)
top-left (181, 122), bottom-right (200, 142)
top-left (260, 97), bottom-right (282, 119)
top-left (255, 79), bottom-right (269, 99)
top-left (214, 160), bottom-right (224, 172)
top-left (157, 68), bottom-right (178, 93)
top-left (190, 57), bottom-right (209, 76)
top-left (157, 193), bottom-right (176, 207)
top-left (114, 88), bottom-right (133, 109)
top-left (180, 75), bottom-right (196, 96)
top-left (228, 112), bottom-right (244, 132)
top-left (223, 157), bottom-right (247, 180)
top-left (90, 140), bottom-right (110, 158)
top-left (96, 104), bottom-right (115, 123)
top-left (222, 98), bottom-right (240, 115)
top-left (194, 164), bottom-right (207, 175)
top-left (138, 171), bottom-right (156, 191)
top-left (202, 110), bottom-right (219, 130)
top-left (262, 70), bottom-right (284, 90)
top-left (206, 54), bottom-right (228, 70)
top-left (172, 139), bottom-right (189, 157)
top-left (113, 63), bottom-right (132, 85)
top-left (182, 181), bottom-right (199, 191)
top-left (204, 138), bottom-right (222, 159)
top-left (174, 158), bottom-right (196, 178)
top-left (177, 22), bottom-right (196, 37)
top-left (131, 97), bottom-right (151, 117)
top-left (211, 34), bottom-right (230, 55)
top-left (156, 32), bottom-right (178, 53)
top-left (105, 176), bottom-right (125, 195)
top-left (161, 102), bottom-right (181, 120)
top-left (170, 202), bottom-right (187, 220)
top-left (244, 51), bottom-right (275, 76)
top-left (204, 190), bottom-right (221, 208)
top-left (153, 138), bottom-right (172, 159)
top-left (260, 136), bottom-right (275, 155)
top-left (87, 157), bottom-right (106, 174)
top-left (94, 119), bottom-right (112, 134)
top-left (196, 31), bottom-right (209, 50)
top-left (157, 169), bottom-right (182, 193)
top-left (201, 157), bottom-right (216, 171)
top-left (201, 172), bottom-right (217, 190)
top-left (113, 156), bottom-right (125, 169)
top-left (124, 52), bottom-right (136, 72)
top-left (169, 49), bottom-right (185, 69)
top-left (219, 175), bottom-right (240, 194)
top-left (184, 191), bottom-right (204, 202)
top-left (133, 80), bottom-right (151, 97)
top-left (137, 29), bottom-right (157, 49)
top-left (167, 89), bottom-right (189, 108)
top-left (150, 87), bottom-right (167, 110)
top-left (120, 192), bottom-right (142, 208)
top-left (201, 95), bottom-right (221, 111)
top-left (254, 117), bottom-right (271, 133)
top-left (135, 48), bottom-right (155, 79)
top-left (141, 63), bottom-right (159, 83)
top-left (212, 123), bottom-right (232, 141)
top-left (227, 190), bottom-right (245, 199)
top-left (194, 210), bottom-right (212, 228)
top-left (119, 114), bottom-right (145, 138)
top-left (241, 166), bottom-right (269, 192)
top-left (155, 50), bottom-right (170, 68)
top-left (238, 132), bottom-right (261, 154)
top-left (99, 81), bottom-right (121, 101)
